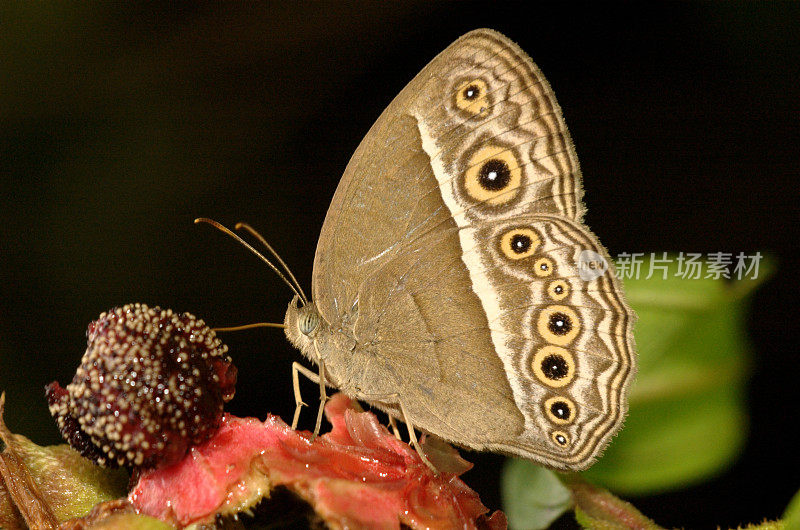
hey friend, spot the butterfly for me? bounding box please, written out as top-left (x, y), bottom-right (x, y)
top-left (223, 28), bottom-right (637, 471)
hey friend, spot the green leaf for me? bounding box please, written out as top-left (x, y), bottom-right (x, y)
top-left (0, 394), bottom-right (128, 526)
top-left (501, 459), bottom-right (571, 530)
top-left (14, 438), bottom-right (129, 521)
top-left (583, 384), bottom-right (746, 494)
top-left (783, 487), bottom-right (800, 529)
top-left (583, 255), bottom-right (772, 494)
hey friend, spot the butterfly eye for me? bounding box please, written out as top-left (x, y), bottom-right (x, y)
top-left (298, 311), bottom-right (319, 335)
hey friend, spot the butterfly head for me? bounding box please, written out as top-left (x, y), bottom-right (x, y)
top-left (284, 295), bottom-right (325, 359)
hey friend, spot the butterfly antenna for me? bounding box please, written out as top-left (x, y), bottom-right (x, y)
top-left (213, 322), bottom-right (286, 332)
top-left (234, 222), bottom-right (309, 305)
top-left (194, 218), bottom-right (307, 304)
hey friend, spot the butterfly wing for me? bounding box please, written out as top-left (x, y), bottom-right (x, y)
top-left (312, 29), bottom-right (635, 470)
top-left (313, 29), bottom-right (584, 319)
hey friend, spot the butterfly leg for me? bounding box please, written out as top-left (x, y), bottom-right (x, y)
top-left (290, 361), bottom-right (317, 430)
top-left (290, 360), bottom-right (328, 439)
top-left (354, 390), bottom-right (437, 473)
top-left (387, 415), bottom-right (402, 440)
top-left (395, 399), bottom-right (436, 472)
top-left (312, 357), bottom-right (328, 441)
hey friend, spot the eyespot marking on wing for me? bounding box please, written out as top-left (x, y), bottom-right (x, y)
top-left (453, 78), bottom-right (492, 118)
top-left (463, 144), bottom-right (522, 205)
top-left (547, 279), bottom-right (570, 301)
top-left (534, 257), bottom-right (554, 277)
top-left (532, 345), bottom-right (575, 388)
top-left (537, 305), bottom-right (580, 346)
top-left (544, 396), bottom-right (576, 425)
top-left (551, 430), bottom-right (571, 447)
top-left (499, 228), bottom-right (540, 259)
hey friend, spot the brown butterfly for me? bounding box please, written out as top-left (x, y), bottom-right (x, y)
top-left (220, 28), bottom-right (637, 471)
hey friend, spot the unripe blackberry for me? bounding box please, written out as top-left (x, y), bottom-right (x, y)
top-left (46, 304), bottom-right (237, 468)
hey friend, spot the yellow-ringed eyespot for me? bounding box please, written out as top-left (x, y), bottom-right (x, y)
top-left (500, 228), bottom-right (540, 259)
top-left (532, 345), bottom-right (575, 388)
top-left (544, 396), bottom-right (576, 425)
top-left (463, 144), bottom-right (522, 205)
top-left (537, 305), bottom-right (580, 346)
top-left (551, 430), bottom-right (571, 447)
top-left (454, 78), bottom-right (490, 117)
top-left (547, 279), bottom-right (570, 301)
top-left (534, 257), bottom-right (554, 277)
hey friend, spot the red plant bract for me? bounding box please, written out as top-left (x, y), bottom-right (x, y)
top-left (129, 394), bottom-right (506, 529)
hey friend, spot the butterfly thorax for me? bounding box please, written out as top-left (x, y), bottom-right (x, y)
top-left (285, 295), bottom-right (403, 400)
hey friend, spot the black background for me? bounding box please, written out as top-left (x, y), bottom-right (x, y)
top-left (1, 3), bottom-right (798, 528)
